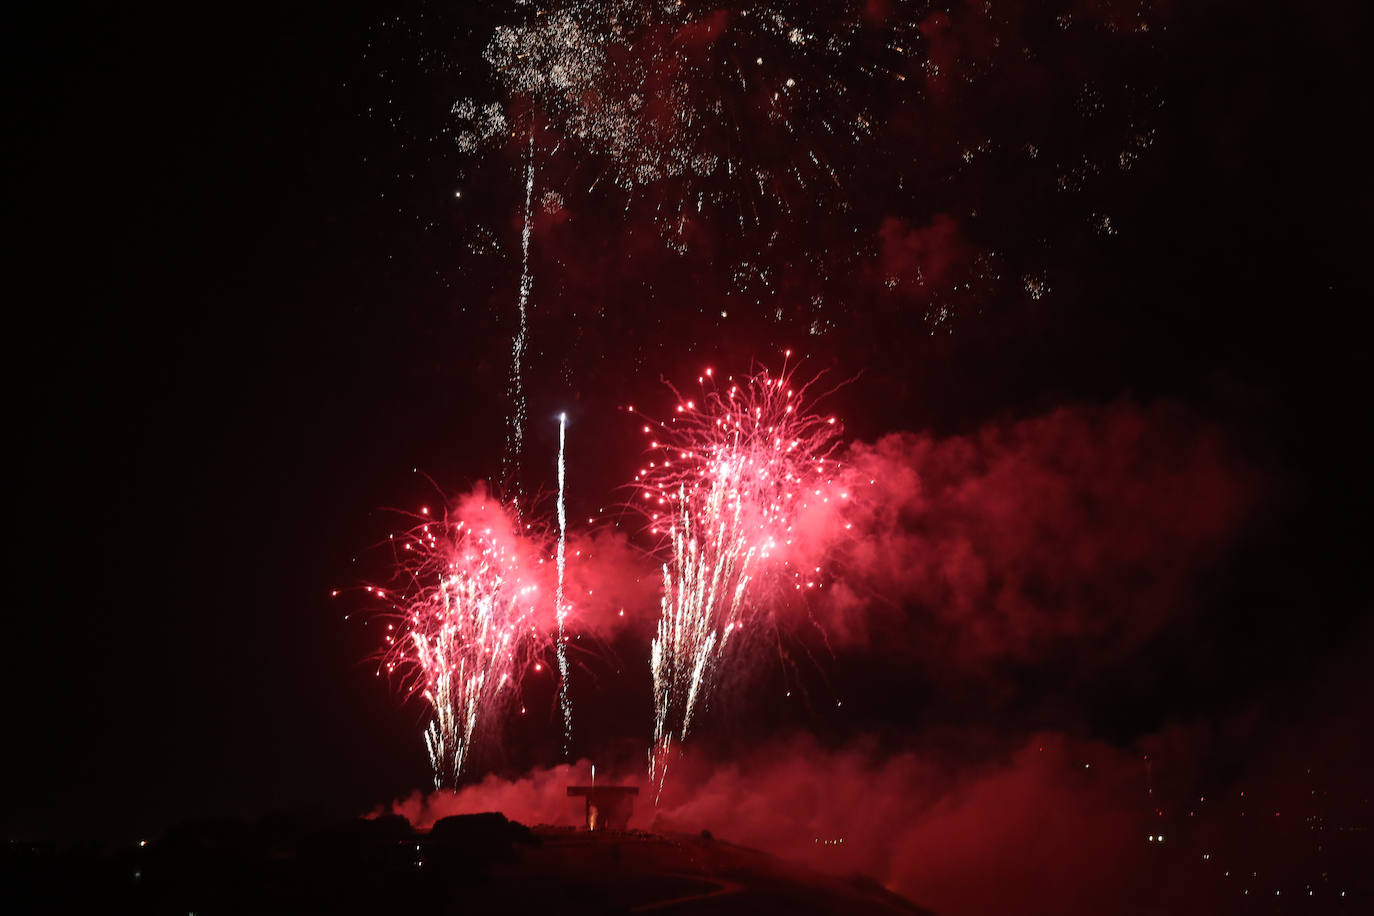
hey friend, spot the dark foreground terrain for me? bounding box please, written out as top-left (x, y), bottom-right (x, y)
top-left (3, 813), bottom-right (929, 915)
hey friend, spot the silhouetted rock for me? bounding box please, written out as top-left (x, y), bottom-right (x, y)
top-left (426, 811), bottom-right (536, 874)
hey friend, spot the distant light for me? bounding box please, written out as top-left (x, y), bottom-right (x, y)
top-left (138, 840), bottom-right (147, 847)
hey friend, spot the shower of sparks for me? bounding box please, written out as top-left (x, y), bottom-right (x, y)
top-left (459, 0), bottom-right (917, 248)
top-left (371, 502), bottom-right (548, 787)
top-left (555, 412), bottom-right (573, 756)
top-left (503, 126), bottom-right (537, 512)
top-left (363, 0), bottom-right (1174, 338)
top-left (634, 353), bottom-right (845, 797)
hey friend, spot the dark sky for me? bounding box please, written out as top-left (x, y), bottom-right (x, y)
top-left (6, 0), bottom-right (1371, 863)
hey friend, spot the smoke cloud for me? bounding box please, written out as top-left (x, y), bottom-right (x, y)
top-left (379, 731), bottom-right (1153, 916)
top-left (820, 400), bottom-right (1257, 669)
top-left (380, 623), bottom-right (1374, 916)
top-left (374, 398), bottom-right (1280, 915)
top-left (562, 399), bottom-right (1258, 662)
top-left (387, 760), bottom-right (596, 831)
top-left (429, 399), bottom-right (1262, 726)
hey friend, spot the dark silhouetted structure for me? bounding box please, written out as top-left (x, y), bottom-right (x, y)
top-left (567, 785), bottom-right (639, 831)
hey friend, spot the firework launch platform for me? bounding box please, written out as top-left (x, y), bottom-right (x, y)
top-left (567, 785), bottom-right (639, 831)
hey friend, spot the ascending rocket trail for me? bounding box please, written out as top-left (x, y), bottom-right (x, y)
top-left (556, 412), bottom-right (573, 755)
top-left (504, 126), bottom-right (536, 514)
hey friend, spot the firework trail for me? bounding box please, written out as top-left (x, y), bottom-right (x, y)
top-left (634, 355), bottom-right (845, 796)
top-left (503, 127), bottom-right (537, 512)
top-left (373, 498), bottom-right (548, 787)
top-left (555, 412), bottom-right (573, 755)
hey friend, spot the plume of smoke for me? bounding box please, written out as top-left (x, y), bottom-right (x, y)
top-left (821, 400), bottom-right (1257, 668)
top-left (378, 732), bottom-right (1154, 916)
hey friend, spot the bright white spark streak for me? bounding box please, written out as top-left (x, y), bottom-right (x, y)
top-left (555, 412), bottom-right (572, 755)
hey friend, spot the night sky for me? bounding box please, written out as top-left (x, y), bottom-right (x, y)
top-left (7, 0), bottom-right (1373, 910)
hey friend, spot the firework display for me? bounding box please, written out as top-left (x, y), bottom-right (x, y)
top-left (633, 356), bottom-right (845, 793)
top-left (23, 0), bottom-right (1365, 911)
top-left (367, 0), bottom-right (1172, 338)
top-left (356, 0), bottom-right (1187, 799)
top-left (373, 501), bottom-right (550, 787)
top-left (453, 0), bottom-right (916, 249)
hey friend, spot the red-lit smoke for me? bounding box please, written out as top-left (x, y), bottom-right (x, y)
top-left (373, 396), bottom-right (1258, 817)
